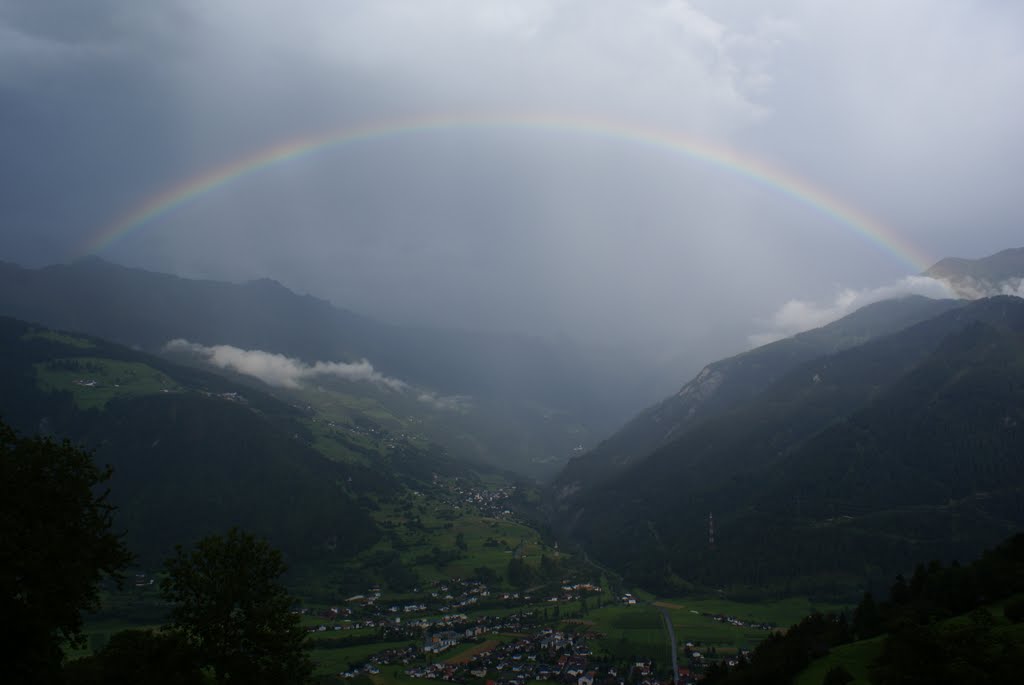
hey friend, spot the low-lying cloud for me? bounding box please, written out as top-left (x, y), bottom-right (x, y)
top-left (748, 276), bottom-right (958, 347)
top-left (944, 275), bottom-right (1024, 300)
top-left (417, 392), bottom-right (473, 412)
top-left (164, 339), bottom-right (408, 391)
top-left (1003, 279), bottom-right (1024, 298)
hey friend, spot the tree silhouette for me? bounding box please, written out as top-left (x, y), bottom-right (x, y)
top-left (0, 420), bottom-right (132, 684)
top-left (63, 629), bottom-right (203, 685)
top-left (161, 528), bottom-right (312, 684)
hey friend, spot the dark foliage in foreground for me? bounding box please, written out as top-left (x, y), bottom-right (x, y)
top-left (703, 613), bottom-right (851, 685)
top-left (162, 528), bottom-right (313, 685)
top-left (704, 534), bottom-right (1024, 685)
top-left (0, 420), bottom-right (132, 685)
top-left (63, 630), bottom-right (205, 685)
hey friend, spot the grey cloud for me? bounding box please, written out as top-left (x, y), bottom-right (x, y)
top-left (1002, 280), bottom-right (1024, 298)
top-left (2, 1), bottom-right (1023, 362)
top-left (417, 392), bottom-right (473, 413)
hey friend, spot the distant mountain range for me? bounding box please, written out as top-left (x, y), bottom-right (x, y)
top-left (0, 257), bottom-right (673, 477)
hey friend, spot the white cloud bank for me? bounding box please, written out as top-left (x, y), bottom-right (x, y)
top-left (1002, 279), bottom-right (1024, 298)
top-left (748, 276), bottom-right (958, 347)
top-left (944, 276), bottom-right (1024, 300)
top-left (164, 339), bottom-right (408, 391)
top-left (164, 339), bottom-right (473, 411)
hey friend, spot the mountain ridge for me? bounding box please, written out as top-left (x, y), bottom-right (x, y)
top-left (554, 295), bottom-right (964, 498)
top-left (0, 257), bottom-right (670, 476)
top-left (924, 246), bottom-right (1024, 297)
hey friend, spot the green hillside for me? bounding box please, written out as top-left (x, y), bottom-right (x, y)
top-left (0, 316), bottom-right (558, 599)
top-left (0, 316), bottom-right (386, 565)
top-left (711, 534), bottom-right (1024, 685)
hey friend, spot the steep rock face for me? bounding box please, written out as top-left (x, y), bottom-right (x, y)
top-left (553, 295), bottom-right (963, 499)
top-left (925, 246), bottom-right (1024, 298)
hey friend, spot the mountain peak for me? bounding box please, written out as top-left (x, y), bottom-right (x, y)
top-left (924, 246), bottom-right (1024, 298)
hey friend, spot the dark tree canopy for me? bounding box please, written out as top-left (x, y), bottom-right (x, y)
top-left (63, 629), bottom-right (204, 685)
top-left (0, 419), bottom-right (132, 684)
top-left (161, 528), bottom-right (312, 684)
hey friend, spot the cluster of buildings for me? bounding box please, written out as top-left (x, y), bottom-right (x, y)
top-left (428, 475), bottom-right (517, 519)
top-left (402, 628), bottom-right (603, 683)
top-left (302, 580), bottom-right (540, 643)
top-left (701, 613), bottom-right (775, 632)
top-left (545, 583), bottom-right (602, 604)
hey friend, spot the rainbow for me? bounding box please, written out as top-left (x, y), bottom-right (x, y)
top-left (81, 113), bottom-right (933, 271)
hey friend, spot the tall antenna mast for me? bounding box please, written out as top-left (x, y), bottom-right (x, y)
top-left (708, 512), bottom-right (715, 549)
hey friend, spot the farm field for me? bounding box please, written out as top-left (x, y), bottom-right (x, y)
top-left (587, 604), bottom-right (671, 662)
top-left (657, 596), bottom-right (847, 630)
top-left (578, 595), bottom-right (850, 665)
top-left (351, 499), bottom-right (557, 588)
top-left (310, 639), bottom-right (416, 677)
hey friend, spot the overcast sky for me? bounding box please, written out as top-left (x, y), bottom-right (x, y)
top-left (2, 0), bottom-right (1023, 355)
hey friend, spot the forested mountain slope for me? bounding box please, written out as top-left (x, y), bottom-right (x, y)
top-left (554, 296), bottom-right (963, 498)
top-left (564, 297), bottom-right (1024, 596)
top-left (0, 316), bottom-right (391, 564)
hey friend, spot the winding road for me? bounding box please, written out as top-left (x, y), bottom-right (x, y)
top-left (657, 606), bottom-right (680, 685)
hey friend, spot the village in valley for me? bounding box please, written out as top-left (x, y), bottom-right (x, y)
top-left (294, 570), bottom-right (781, 685)
top-left (94, 472), bottom-right (814, 685)
top-left (277, 468), bottom-right (808, 684)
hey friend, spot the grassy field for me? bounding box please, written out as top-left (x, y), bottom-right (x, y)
top-left (575, 595), bottom-right (850, 663)
top-left (35, 357), bottom-right (179, 410)
top-left (794, 636), bottom-right (884, 685)
top-left (362, 498), bottom-right (557, 586)
top-left (443, 636), bottom-right (515, 664)
top-left (588, 604), bottom-right (672, 662)
top-left (657, 596), bottom-right (847, 630)
top-left (310, 639), bottom-right (416, 676)
top-left (22, 329), bottom-right (96, 349)
top-left (654, 596), bottom-right (848, 655)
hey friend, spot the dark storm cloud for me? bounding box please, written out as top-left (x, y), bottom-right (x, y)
top-left (2, 0), bottom-right (1023, 357)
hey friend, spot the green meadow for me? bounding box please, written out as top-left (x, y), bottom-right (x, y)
top-left (793, 636), bottom-right (884, 685)
top-left (22, 329), bottom-right (96, 349)
top-left (35, 357), bottom-right (179, 410)
top-left (310, 639), bottom-right (416, 676)
top-left (587, 604), bottom-right (672, 662)
top-left (660, 596), bottom-right (847, 629)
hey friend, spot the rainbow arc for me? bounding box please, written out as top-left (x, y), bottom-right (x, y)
top-left (81, 113), bottom-right (933, 272)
